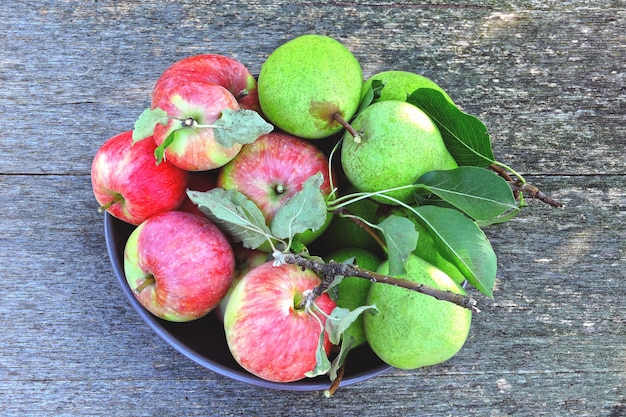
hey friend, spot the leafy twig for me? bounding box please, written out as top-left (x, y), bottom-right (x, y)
top-left (278, 253), bottom-right (480, 312)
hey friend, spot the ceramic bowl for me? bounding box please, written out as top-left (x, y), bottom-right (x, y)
top-left (104, 212), bottom-right (391, 391)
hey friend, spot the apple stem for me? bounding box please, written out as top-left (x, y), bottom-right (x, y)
top-left (181, 117), bottom-right (195, 128)
top-left (98, 194), bottom-right (123, 213)
top-left (134, 276), bottom-right (155, 294)
top-left (332, 113), bottom-right (361, 143)
top-left (281, 253), bottom-right (479, 312)
top-left (324, 363), bottom-right (345, 398)
top-left (237, 88), bottom-right (249, 99)
top-left (275, 184), bottom-right (285, 194)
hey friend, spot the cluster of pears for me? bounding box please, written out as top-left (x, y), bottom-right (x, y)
top-left (258, 35), bottom-right (471, 370)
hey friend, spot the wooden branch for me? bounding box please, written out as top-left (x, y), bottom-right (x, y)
top-left (489, 164), bottom-right (564, 209)
top-left (280, 253), bottom-right (480, 312)
top-left (509, 181), bottom-right (565, 209)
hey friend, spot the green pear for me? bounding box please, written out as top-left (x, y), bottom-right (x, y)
top-left (364, 254), bottom-right (471, 369)
top-left (324, 247), bottom-right (382, 349)
top-left (258, 34), bottom-right (363, 139)
top-left (361, 70), bottom-right (455, 105)
top-left (341, 100), bottom-right (457, 204)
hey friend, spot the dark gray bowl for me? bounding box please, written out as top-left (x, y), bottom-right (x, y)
top-left (104, 212), bottom-right (391, 391)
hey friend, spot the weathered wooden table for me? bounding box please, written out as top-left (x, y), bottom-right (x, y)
top-left (1, 1), bottom-right (624, 416)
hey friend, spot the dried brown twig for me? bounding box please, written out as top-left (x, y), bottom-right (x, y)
top-left (280, 253), bottom-right (480, 313)
top-left (489, 164), bottom-right (564, 209)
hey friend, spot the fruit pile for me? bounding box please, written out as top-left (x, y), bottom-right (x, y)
top-left (91, 34), bottom-right (537, 390)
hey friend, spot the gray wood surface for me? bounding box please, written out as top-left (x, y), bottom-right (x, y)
top-left (1, 1), bottom-right (624, 416)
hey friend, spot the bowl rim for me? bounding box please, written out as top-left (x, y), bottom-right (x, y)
top-left (104, 212), bottom-right (391, 391)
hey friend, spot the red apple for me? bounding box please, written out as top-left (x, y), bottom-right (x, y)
top-left (152, 54), bottom-right (260, 113)
top-left (152, 80), bottom-right (243, 171)
top-left (179, 170), bottom-right (219, 216)
top-left (91, 130), bottom-right (188, 225)
top-left (123, 211), bottom-right (235, 322)
top-left (217, 131), bottom-right (334, 245)
top-left (223, 261), bottom-right (336, 382)
top-left (214, 246), bottom-right (269, 322)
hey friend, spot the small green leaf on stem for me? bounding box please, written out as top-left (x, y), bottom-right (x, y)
top-left (270, 172), bottom-right (328, 240)
top-left (356, 79), bottom-right (385, 114)
top-left (304, 330), bottom-right (332, 378)
top-left (325, 305), bottom-right (378, 346)
top-left (212, 108), bottom-right (274, 148)
top-left (377, 215), bottom-right (419, 276)
top-left (187, 188), bottom-right (275, 250)
top-left (154, 130), bottom-right (177, 164)
top-left (132, 108), bottom-right (169, 143)
top-left (325, 305), bottom-right (377, 383)
top-left (329, 333), bottom-right (357, 382)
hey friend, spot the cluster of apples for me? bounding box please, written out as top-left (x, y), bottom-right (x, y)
top-left (92, 34), bottom-right (475, 385)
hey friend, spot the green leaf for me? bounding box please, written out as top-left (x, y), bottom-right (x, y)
top-left (475, 206), bottom-right (522, 227)
top-left (356, 79), bottom-right (385, 114)
top-left (154, 130), bottom-right (177, 164)
top-left (407, 88), bottom-right (495, 167)
top-left (132, 107), bottom-right (169, 143)
top-left (377, 215), bottom-right (419, 276)
top-left (288, 238), bottom-right (309, 256)
top-left (328, 333), bottom-right (358, 382)
top-left (414, 167), bottom-right (520, 222)
top-left (187, 188), bottom-right (274, 250)
top-left (411, 205), bottom-right (497, 297)
top-left (270, 172), bottom-right (328, 240)
top-left (326, 304), bottom-right (378, 381)
top-left (304, 330), bottom-right (331, 378)
top-left (212, 108), bottom-right (274, 148)
top-left (324, 273), bottom-right (347, 302)
top-left (325, 305), bottom-right (379, 346)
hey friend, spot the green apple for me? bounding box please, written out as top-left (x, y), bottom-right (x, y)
top-left (324, 247), bottom-right (382, 349)
top-left (362, 70), bottom-right (455, 105)
top-left (258, 34), bottom-right (363, 139)
top-left (364, 254), bottom-right (471, 369)
top-left (341, 100), bottom-right (457, 204)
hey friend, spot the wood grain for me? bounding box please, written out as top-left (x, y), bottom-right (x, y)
top-left (1, 1), bottom-right (624, 416)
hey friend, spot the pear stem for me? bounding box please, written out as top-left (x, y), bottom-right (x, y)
top-left (281, 253), bottom-right (479, 312)
top-left (332, 113), bottom-right (361, 143)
